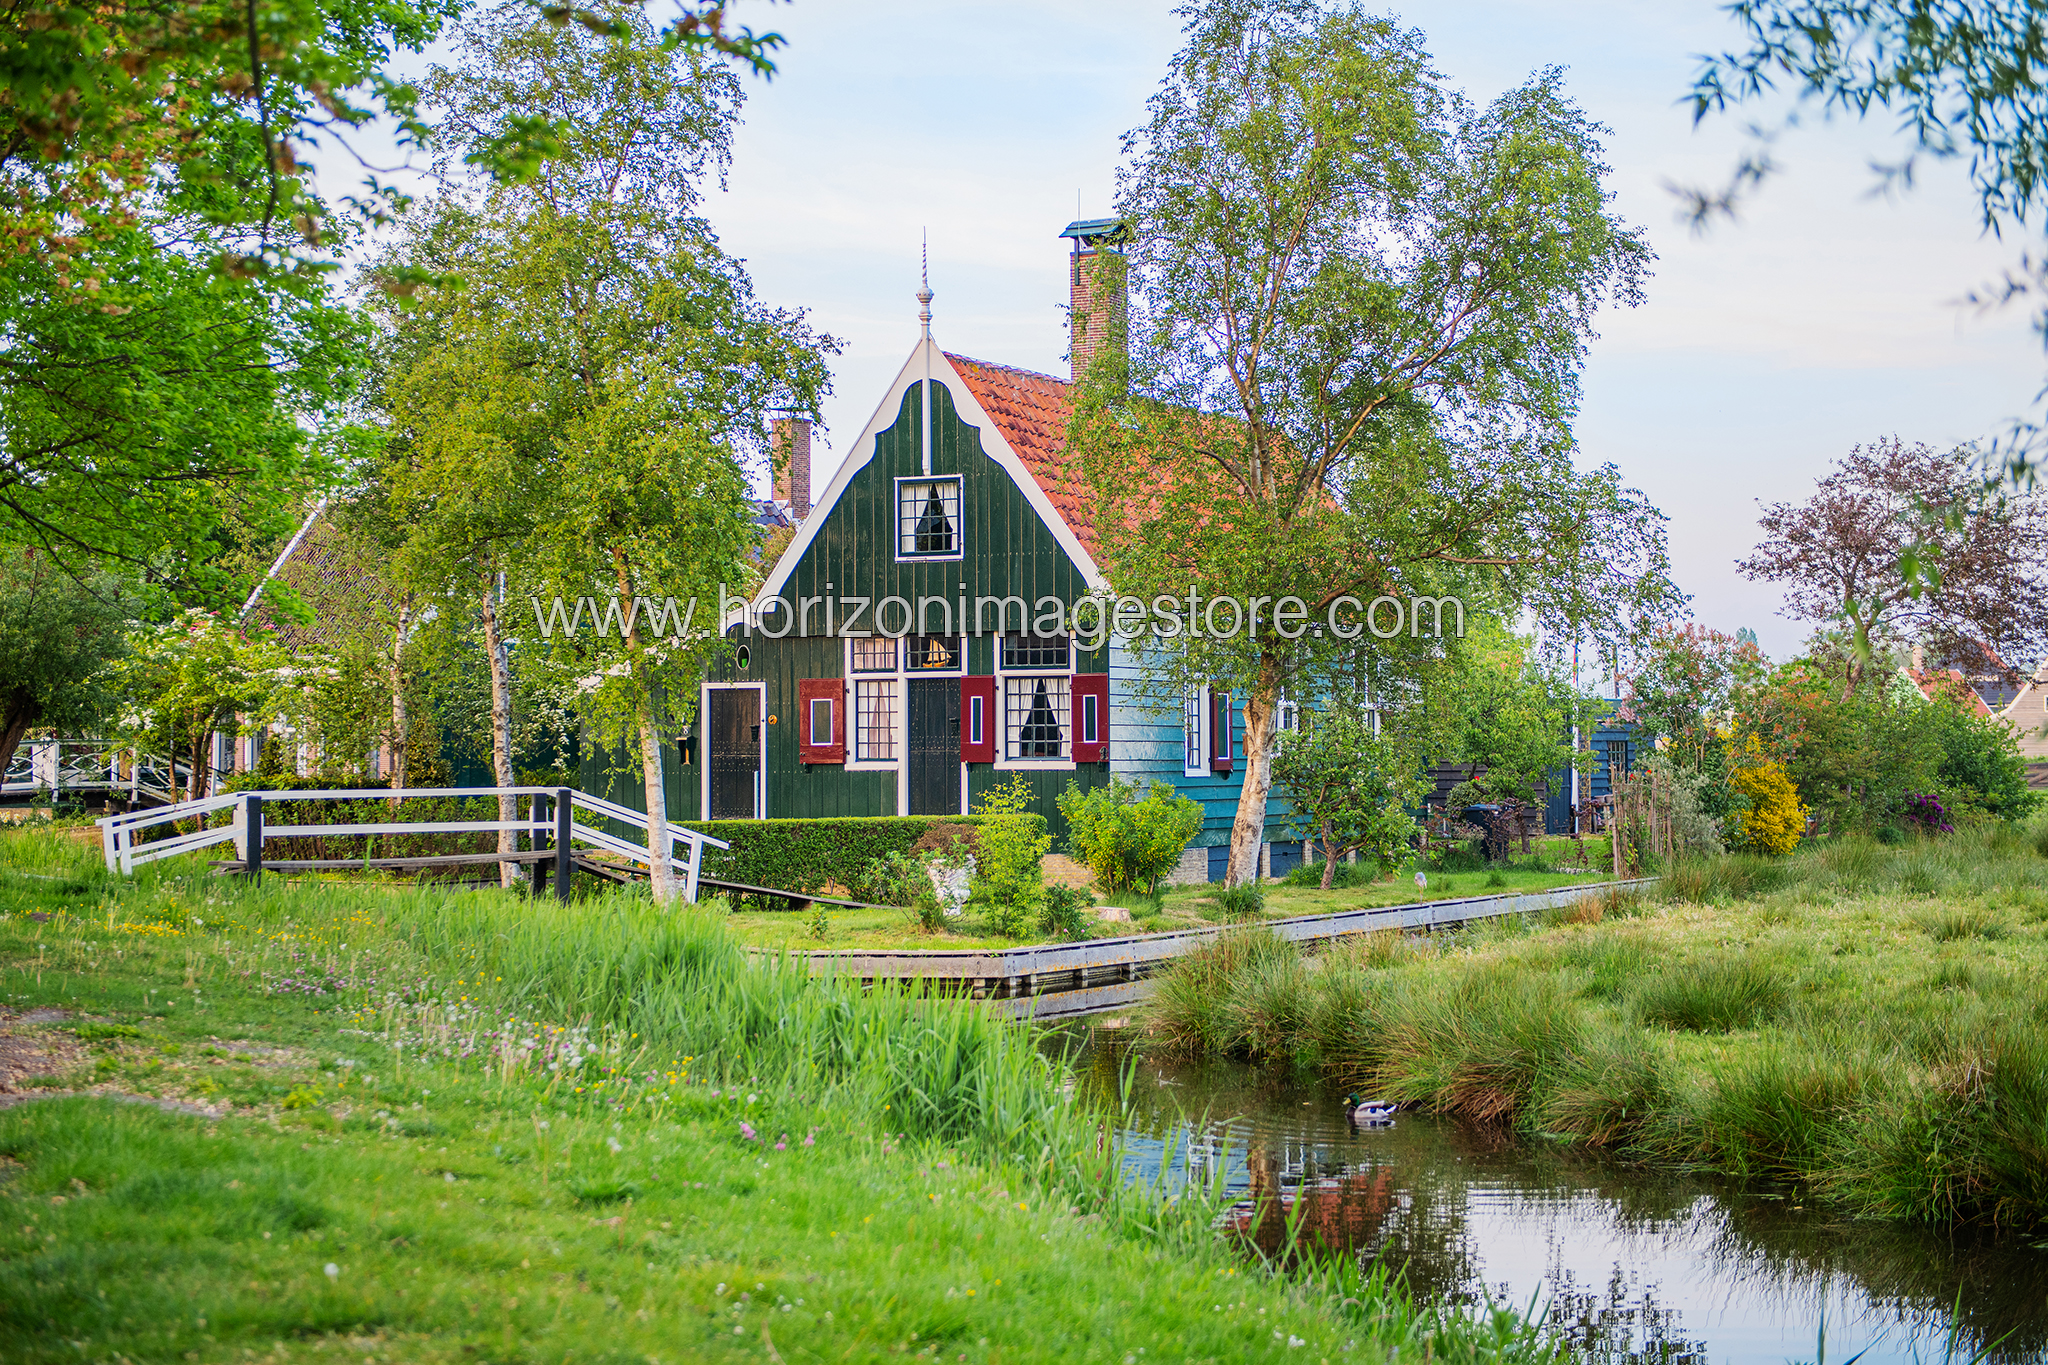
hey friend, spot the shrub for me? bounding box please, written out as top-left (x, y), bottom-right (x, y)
top-left (907, 884), bottom-right (946, 934)
top-left (1728, 741), bottom-right (1806, 855)
top-left (670, 815), bottom-right (1025, 899)
top-left (1058, 776), bottom-right (1202, 895)
top-left (966, 777), bottom-right (1051, 938)
top-left (846, 851), bottom-right (928, 907)
top-left (1901, 794), bottom-right (1955, 835)
top-left (1037, 884), bottom-right (1090, 941)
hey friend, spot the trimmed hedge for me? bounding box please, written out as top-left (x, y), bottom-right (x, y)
top-left (676, 815), bottom-right (1042, 898)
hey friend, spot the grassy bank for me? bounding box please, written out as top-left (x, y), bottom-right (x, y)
top-left (0, 829), bottom-right (1550, 1364)
top-left (1146, 826), bottom-right (2048, 1230)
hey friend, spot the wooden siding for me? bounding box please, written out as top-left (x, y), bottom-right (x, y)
top-left (719, 376), bottom-right (1112, 840)
top-left (1107, 640), bottom-right (1293, 847)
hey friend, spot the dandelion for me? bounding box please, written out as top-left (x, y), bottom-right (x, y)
top-left (324, 1263), bottom-right (340, 1281)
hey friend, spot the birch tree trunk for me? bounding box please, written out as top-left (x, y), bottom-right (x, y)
top-left (388, 600), bottom-right (412, 809)
top-left (615, 550), bottom-right (677, 905)
top-left (479, 581), bottom-right (521, 888)
top-left (1224, 655), bottom-right (1284, 887)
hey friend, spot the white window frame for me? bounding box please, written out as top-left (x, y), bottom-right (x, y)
top-left (995, 632), bottom-right (1076, 771)
top-left (853, 678), bottom-right (898, 763)
top-left (893, 475), bottom-right (964, 563)
top-left (1183, 683), bottom-right (1209, 778)
top-left (843, 635), bottom-right (964, 774)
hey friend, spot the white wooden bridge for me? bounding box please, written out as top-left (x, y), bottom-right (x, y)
top-left (3, 738), bottom-right (194, 807)
top-left (93, 786), bottom-right (728, 902)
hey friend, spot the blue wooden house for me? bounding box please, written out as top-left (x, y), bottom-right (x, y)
top-left (586, 222), bottom-right (1296, 882)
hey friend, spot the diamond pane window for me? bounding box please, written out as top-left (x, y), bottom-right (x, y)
top-left (999, 633), bottom-right (1070, 670)
top-left (898, 478), bottom-right (961, 557)
top-left (855, 680), bottom-right (897, 761)
top-left (1004, 676), bottom-right (1071, 759)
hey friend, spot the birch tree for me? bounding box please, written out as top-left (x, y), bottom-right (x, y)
top-left (1072, 0), bottom-right (1680, 886)
top-left (374, 6), bottom-right (831, 899)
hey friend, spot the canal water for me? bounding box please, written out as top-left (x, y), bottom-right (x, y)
top-left (1054, 1022), bottom-right (2048, 1365)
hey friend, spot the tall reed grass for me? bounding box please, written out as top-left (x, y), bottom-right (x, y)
top-left (1144, 824), bottom-right (2048, 1229)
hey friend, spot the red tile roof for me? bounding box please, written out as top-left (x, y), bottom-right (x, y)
top-left (944, 354), bottom-right (1098, 561)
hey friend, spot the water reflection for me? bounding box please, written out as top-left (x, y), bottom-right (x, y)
top-left (1050, 1023), bottom-right (2048, 1365)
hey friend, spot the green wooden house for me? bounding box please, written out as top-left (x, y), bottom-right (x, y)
top-left (586, 223), bottom-right (1300, 876)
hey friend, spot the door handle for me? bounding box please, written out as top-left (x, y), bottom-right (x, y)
top-left (750, 724), bottom-right (760, 742)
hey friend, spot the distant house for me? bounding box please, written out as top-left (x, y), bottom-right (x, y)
top-left (584, 219), bottom-right (1297, 882)
top-left (1906, 647), bottom-right (2048, 789)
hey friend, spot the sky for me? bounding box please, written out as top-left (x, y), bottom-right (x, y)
top-left (323, 0), bottom-right (2046, 665)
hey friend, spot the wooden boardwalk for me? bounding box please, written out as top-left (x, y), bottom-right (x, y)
top-left (780, 878), bottom-right (1656, 1019)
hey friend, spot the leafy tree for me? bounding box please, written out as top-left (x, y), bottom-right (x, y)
top-left (1057, 776), bottom-right (1204, 896)
top-left (1620, 623), bottom-right (1769, 822)
top-left (0, 550), bottom-right (131, 777)
top-left (2, 0), bottom-right (787, 607)
top-left (373, 8), bottom-right (832, 899)
top-left (1072, 0), bottom-right (1680, 887)
top-left (966, 776), bottom-right (1051, 937)
top-left (2, 0), bottom-right (784, 276)
top-left (105, 610), bottom-right (304, 802)
top-left (1736, 438), bottom-right (2048, 696)
top-left (0, 221), bottom-right (361, 603)
top-left (1438, 629), bottom-right (1584, 856)
top-left (1269, 706), bottom-right (1423, 889)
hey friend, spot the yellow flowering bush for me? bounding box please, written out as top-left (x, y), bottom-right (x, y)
top-left (1729, 738), bottom-right (1807, 856)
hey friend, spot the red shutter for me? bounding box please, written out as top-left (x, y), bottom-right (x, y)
top-left (1210, 689), bottom-right (1233, 773)
top-left (797, 678), bottom-right (845, 764)
top-left (960, 676), bottom-right (996, 763)
top-left (1072, 673), bottom-right (1109, 763)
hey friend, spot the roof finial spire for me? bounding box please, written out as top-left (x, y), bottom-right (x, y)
top-left (917, 229), bottom-right (934, 339)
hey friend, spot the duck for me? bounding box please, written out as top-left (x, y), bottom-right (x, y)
top-left (1344, 1094), bottom-right (1399, 1125)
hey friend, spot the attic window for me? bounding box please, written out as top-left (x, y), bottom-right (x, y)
top-left (897, 478), bottom-right (961, 559)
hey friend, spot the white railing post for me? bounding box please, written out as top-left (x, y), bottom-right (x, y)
top-left (685, 834), bottom-right (704, 903)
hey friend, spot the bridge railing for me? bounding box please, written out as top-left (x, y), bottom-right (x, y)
top-left (3, 738), bottom-right (195, 805)
top-left (94, 786), bottom-right (728, 903)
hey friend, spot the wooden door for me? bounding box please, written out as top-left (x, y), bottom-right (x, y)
top-left (906, 678), bottom-right (960, 816)
top-left (708, 689), bottom-right (760, 819)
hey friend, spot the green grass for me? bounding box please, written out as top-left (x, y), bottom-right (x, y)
top-left (1142, 825), bottom-right (2048, 1230)
top-left (0, 826), bottom-right (1550, 1364)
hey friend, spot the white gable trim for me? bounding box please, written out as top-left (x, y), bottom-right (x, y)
top-left (753, 338), bottom-right (1106, 611)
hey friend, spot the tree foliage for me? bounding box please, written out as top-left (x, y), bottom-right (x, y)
top-left (1072, 0), bottom-right (1680, 886)
top-left (1269, 705), bottom-right (1422, 888)
top-left (368, 8), bottom-right (831, 896)
top-left (0, 229), bottom-right (359, 600)
top-left (1736, 437), bottom-right (2048, 693)
top-left (1686, 1), bottom-right (2048, 482)
top-left (0, 549), bottom-right (130, 776)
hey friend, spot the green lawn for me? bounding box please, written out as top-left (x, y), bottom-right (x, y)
top-left (728, 836), bottom-right (1618, 952)
top-left (0, 826), bottom-right (1548, 1365)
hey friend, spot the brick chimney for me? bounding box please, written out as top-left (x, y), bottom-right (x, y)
top-left (1059, 217), bottom-right (1130, 383)
top-left (770, 416), bottom-right (811, 521)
